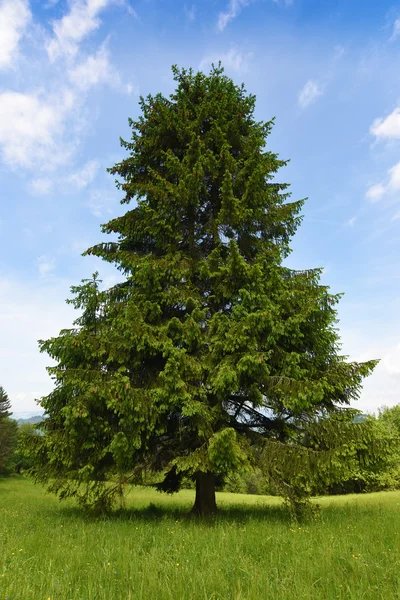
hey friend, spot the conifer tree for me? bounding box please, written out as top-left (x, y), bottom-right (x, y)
top-left (29, 65), bottom-right (377, 515)
top-left (0, 386), bottom-right (11, 420)
top-left (0, 386), bottom-right (17, 474)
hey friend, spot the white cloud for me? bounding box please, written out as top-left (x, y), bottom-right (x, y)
top-left (29, 178), bottom-right (53, 196)
top-left (388, 161), bottom-right (400, 192)
top-left (199, 48), bottom-right (251, 73)
top-left (0, 90), bottom-right (76, 169)
top-left (366, 182), bottom-right (386, 202)
top-left (0, 2), bottom-right (132, 177)
top-left (88, 188), bottom-right (118, 217)
top-left (347, 216), bottom-right (357, 226)
top-left (390, 19), bottom-right (400, 42)
top-left (370, 107), bottom-right (400, 141)
top-left (29, 160), bottom-right (100, 196)
top-left (366, 161), bottom-right (400, 202)
top-left (67, 159), bottom-right (100, 188)
top-left (0, 276), bottom-right (75, 415)
top-left (217, 0), bottom-right (250, 32)
top-left (0, 0), bottom-right (31, 70)
top-left (47, 0), bottom-right (115, 61)
top-left (121, 1), bottom-right (137, 18)
top-left (37, 255), bottom-right (56, 277)
top-left (68, 44), bottom-right (127, 91)
top-left (0, 265), bottom-right (126, 417)
top-left (339, 326), bottom-right (400, 413)
top-left (28, 161), bottom-right (100, 196)
top-left (383, 343), bottom-right (400, 376)
top-left (298, 79), bottom-right (324, 109)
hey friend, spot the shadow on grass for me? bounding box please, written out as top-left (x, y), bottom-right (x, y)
top-left (55, 498), bottom-right (291, 527)
top-left (47, 488), bottom-right (400, 529)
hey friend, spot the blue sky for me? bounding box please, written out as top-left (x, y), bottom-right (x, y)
top-left (1, 0), bottom-right (399, 417)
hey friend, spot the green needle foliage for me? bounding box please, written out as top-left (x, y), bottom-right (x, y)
top-left (0, 386), bottom-right (11, 420)
top-left (28, 65), bottom-right (378, 515)
top-left (259, 413), bottom-right (395, 518)
top-left (0, 386), bottom-right (18, 475)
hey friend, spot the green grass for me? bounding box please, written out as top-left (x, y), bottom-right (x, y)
top-left (1, 478), bottom-right (400, 599)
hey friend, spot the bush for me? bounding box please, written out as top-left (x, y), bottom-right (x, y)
top-left (224, 468), bottom-right (272, 495)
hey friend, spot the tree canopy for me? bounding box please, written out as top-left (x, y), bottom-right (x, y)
top-left (28, 65), bottom-right (377, 515)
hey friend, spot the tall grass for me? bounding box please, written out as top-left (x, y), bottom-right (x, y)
top-left (1, 477), bottom-right (400, 599)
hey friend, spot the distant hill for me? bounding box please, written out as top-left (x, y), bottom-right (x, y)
top-left (353, 414), bottom-right (369, 423)
top-left (16, 415), bottom-right (45, 426)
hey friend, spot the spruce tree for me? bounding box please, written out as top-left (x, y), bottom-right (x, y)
top-left (0, 386), bottom-right (11, 420)
top-left (29, 65), bottom-right (377, 515)
top-left (0, 386), bottom-right (17, 474)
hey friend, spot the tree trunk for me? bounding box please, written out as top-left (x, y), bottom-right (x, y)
top-left (190, 471), bottom-right (218, 516)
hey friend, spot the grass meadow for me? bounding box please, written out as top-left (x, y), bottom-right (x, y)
top-left (1, 477), bottom-right (400, 599)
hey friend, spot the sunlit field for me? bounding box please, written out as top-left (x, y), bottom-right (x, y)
top-left (1, 477), bottom-right (400, 599)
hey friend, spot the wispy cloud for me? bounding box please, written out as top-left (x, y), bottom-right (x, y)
top-left (68, 45), bottom-right (113, 89)
top-left (0, 89), bottom-right (76, 169)
top-left (298, 79), bottom-right (324, 109)
top-left (0, 275), bottom-right (75, 414)
top-left (0, 2), bottom-right (133, 175)
top-left (28, 161), bottom-right (101, 196)
top-left (370, 107), bottom-right (400, 141)
top-left (388, 161), bottom-right (400, 192)
top-left (184, 3), bottom-right (196, 22)
top-left (389, 18), bottom-right (400, 42)
top-left (67, 160), bottom-right (100, 189)
top-left (217, 0), bottom-right (250, 32)
top-left (383, 343), bottom-right (400, 376)
top-left (68, 43), bottom-right (133, 93)
top-left (0, 0), bottom-right (31, 70)
top-left (29, 178), bottom-right (53, 196)
top-left (366, 182), bottom-right (386, 202)
top-left (366, 162), bottom-right (400, 203)
top-left (46, 0), bottom-right (116, 61)
top-left (88, 187), bottom-right (119, 217)
top-left (340, 325), bottom-right (400, 412)
top-left (37, 255), bottom-right (56, 278)
top-left (199, 47), bottom-right (251, 73)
